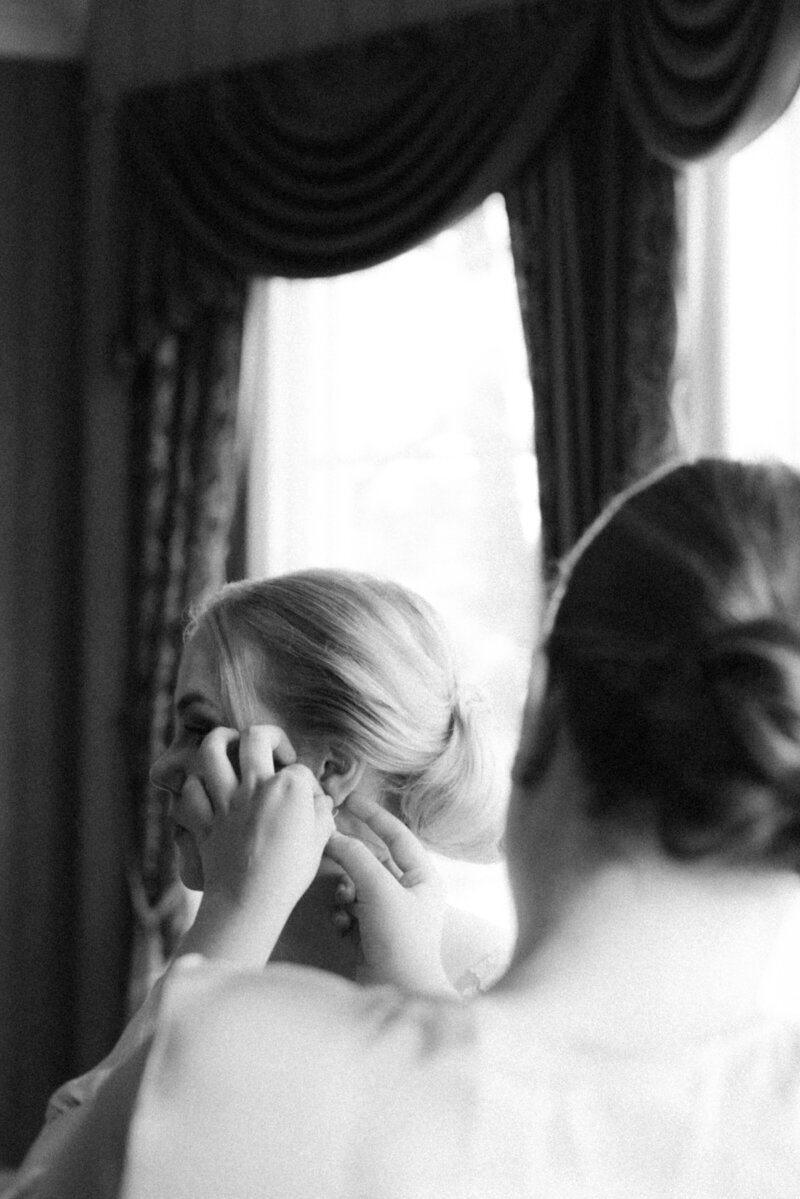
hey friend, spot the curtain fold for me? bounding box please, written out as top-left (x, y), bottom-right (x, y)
top-left (505, 39), bottom-right (678, 572)
top-left (123, 256), bottom-right (246, 1008)
top-left (120, 6), bottom-right (601, 278)
top-left (612, 0), bottom-right (800, 161)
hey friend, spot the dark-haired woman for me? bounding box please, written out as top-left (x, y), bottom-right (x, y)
top-left (18, 459), bottom-right (800, 1197)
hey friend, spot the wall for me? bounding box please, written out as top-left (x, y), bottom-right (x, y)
top-left (0, 1), bottom-right (87, 57)
top-left (0, 58), bottom-right (86, 1164)
top-left (75, 62), bottom-right (131, 1082)
top-left (87, 0), bottom-right (523, 101)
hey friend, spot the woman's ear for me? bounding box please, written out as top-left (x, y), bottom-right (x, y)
top-left (318, 750), bottom-right (367, 807)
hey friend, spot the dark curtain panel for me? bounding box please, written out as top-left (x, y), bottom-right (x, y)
top-left (0, 62), bottom-right (84, 1166)
top-left (123, 248), bottom-right (246, 1008)
top-left (505, 39), bottom-right (677, 572)
top-left (503, 0), bottom-right (800, 571)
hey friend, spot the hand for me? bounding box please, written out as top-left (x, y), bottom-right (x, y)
top-left (323, 796), bottom-right (456, 995)
top-left (176, 725), bottom-right (335, 968)
top-left (198, 725), bottom-right (334, 908)
top-left (327, 806), bottom-right (403, 934)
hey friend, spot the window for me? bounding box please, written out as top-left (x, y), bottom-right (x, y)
top-left (724, 93), bottom-right (800, 462)
top-left (239, 196), bottom-right (538, 937)
top-left (678, 88), bottom-right (800, 464)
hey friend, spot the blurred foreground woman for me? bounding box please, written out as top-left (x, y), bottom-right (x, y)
top-left (19, 459), bottom-right (800, 1197)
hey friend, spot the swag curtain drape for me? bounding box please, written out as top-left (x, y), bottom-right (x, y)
top-left (120, 6), bottom-right (600, 278)
top-left (505, 39), bottom-right (678, 570)
top-left (118, 0), bottom-right (800, 989)
top-left (612, 0), bottom-right (800, 162)
top-left (505, 0), bottom-right (800, 568)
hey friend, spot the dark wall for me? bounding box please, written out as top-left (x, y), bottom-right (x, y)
top-left (0, 58), bottom-right (84, 1166)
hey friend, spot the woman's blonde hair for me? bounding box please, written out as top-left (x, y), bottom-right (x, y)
top-left (187, 569), bottom-right (502, 862)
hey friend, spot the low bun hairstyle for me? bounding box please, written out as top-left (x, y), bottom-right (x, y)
top-left (187, 569), bottom-right (502, 862)
top-left (526, 458), bottom-right (800, 869)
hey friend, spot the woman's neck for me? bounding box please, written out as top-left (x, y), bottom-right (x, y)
top-left (497, 856), bottom-right (800, 1048)
top-left (269, 872), bottom-right (361, 979)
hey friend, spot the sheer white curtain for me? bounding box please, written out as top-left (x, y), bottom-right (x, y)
top-left (238, 197), bottom-right (535, 936)
top-left (679, 89), bottom-right (800, 463)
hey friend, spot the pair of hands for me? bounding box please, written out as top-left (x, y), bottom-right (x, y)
top-left (174, 725), bottom-right (452, 994)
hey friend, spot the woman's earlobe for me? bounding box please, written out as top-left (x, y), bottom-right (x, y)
top-left (319, 753), bottom-right (367, 807)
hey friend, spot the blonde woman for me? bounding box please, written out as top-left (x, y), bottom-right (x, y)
top-left (9, 569), bottom-right (508, 1198)
top-left (150, 568), bottom-right (508, 989)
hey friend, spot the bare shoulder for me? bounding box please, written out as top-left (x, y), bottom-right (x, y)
top-left (441, 905), bottom-right (512, 995)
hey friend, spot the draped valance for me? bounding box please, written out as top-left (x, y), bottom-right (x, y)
top-left (116, 0), bottom-right (800, 343)
top-left (120, 6), bottom-right (601, 283)
top-left (612, 0), bottom-right (800, 161)
top-left (119, 0), bottom-right (800, 275)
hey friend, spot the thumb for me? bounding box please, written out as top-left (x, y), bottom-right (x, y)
top-left (324, 832), bottom-right (398, 904)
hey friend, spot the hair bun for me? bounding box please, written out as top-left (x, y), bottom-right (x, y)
top-left (548, 458), bottom-right (800, 867)
top-left (400, 679), bottom-right (504, 864)
top-left (639, 620), bottom-right (800, 723)
top-left (703, 617), bottom-right (800, 673)
top-left (627, 617), bottom-right (800, 860)
top-left (452, 682), bottom-right (488, 722)
top-left (699, 619), bottom-right (800, 788)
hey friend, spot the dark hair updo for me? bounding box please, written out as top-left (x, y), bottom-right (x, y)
top-left (530, 458), bottom-right (800, 868)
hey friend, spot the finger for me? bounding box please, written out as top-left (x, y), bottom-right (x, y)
top-left (313, 783), bottom-right (336, 837)
top-left (196, 727), bottom-right (240, 811)
top-left (270, 764), bottom-right (335, 836)
top-left (315, 788), bottom-right (335, 814)
top-left (176, 774), bottom-right (215, 835)
top-left (334, 808), bottom-right (403, 878)
top-left (339, 795), bottom-right (434, 879)
top-left (335, 876), bottom-right (356, 905)
top-left (276, 761), bottom-right (326, 792)
top-left (324, 831), bottom-right (404, 904)
top-left (330, 909), bottom-right (353, 933)
top-left (238, 725), bottom-right (297, 792)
